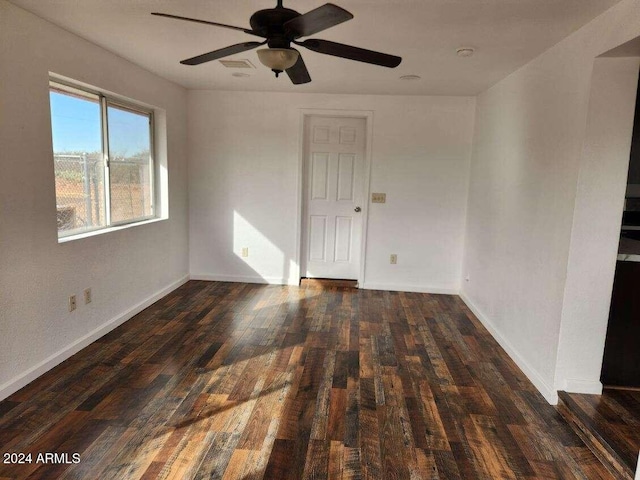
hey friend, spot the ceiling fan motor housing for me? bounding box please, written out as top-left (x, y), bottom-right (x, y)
top-left (250, 8), bottom-right (300, 48)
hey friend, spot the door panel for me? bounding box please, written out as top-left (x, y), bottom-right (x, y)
top-left (313, 125), bottom-right (331, 143)
top-left (337, 154), bottom-right (355, 201)
top-left (302, 116), bottom-right (366, 280)
top-left (311, 153), bottom-right (329, 200)
top-left (334, 216), bottom-right (353, 263)
top-left (309, 215), bottom-right (328, 262)
top-left (340, 126), bottom-right (357, 144)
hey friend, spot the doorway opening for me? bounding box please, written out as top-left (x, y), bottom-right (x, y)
top-left (600, 67), bottom-right (640, 390)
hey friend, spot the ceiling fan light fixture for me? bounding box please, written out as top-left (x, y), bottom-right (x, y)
top-left (257, 48), bottom-right (299, 76)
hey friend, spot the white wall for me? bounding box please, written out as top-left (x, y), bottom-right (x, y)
top-left (461, 0), bottom-right (640, 403)
top-left (556, 57), bottom-right (639, 394)
top-left (188, 91), bottom-right (475, 293)
top-left (0, 1), bottom-right (189, 400)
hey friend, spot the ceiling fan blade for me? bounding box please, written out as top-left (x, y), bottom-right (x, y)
top-left (298, 39), bottom-right (401, 68)
top-left (181, 41), bottom-right (264, 65)
top-left (151, 12), bottom-right (263, 38)
top-left (286, 51), bottom-right (311, 84)
top-left (284, 4), bottom-right (353, 38)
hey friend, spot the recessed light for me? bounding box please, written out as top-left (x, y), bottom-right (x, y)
top-left (399, 75), bottom-right (421, 81)
top-left (232, 72), bottom-right (250, 78)
top-left (456, 47), bottom-right (475, 57)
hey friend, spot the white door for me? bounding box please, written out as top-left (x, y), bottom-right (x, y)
top-left (302, 116), bottom-right (366, 280)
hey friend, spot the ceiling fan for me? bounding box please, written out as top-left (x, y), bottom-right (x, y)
top-left (152, 0), bottom-right (402, 84)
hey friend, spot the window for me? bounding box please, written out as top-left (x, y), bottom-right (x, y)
top-left (49, 79), bottom-right (155, 238)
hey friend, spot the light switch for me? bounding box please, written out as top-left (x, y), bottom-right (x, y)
top-left (371, 193), bottom-right (386, 203)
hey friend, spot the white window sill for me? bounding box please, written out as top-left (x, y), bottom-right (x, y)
top-left (58, 217), bottom-right (167, 243)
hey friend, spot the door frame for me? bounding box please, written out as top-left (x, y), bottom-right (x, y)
top-left (294, 109), bottom-right (374, 286)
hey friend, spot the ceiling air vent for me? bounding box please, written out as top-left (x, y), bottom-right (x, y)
top-left (219, 59), bottom-right (255, 69)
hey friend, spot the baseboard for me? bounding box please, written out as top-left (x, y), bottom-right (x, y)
top-left (360, 282), bottom-right (460, 295)
top-left (563, 379), bottom-right (603, 395)
top-left (459, 291), bottom-right (559, 405)
top-left (190, 276), bottom-right (458, 293)
top-left (190, 273), bottom-right (297, 286)
top-left (0, 274), bottom-right (190, 401)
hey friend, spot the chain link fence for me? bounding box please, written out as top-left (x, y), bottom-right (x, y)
top-left (54, 153), bottom-right (152, 234)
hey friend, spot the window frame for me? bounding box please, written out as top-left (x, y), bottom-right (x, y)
top-left (49, 78), bottom-right (157, 239)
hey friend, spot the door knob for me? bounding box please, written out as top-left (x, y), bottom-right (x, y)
top-left (354, 206), bottom-right (361, 212)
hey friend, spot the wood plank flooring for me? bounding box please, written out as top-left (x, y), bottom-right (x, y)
top-left (558, 389), bottom-right (640, 479)
top-left (0, 281), bottom-right (613, 479)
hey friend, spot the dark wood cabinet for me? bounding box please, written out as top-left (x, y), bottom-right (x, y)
top-left (601, 260), bottom-right (640, 387)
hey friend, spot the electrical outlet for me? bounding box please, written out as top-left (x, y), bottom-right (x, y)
top-left (372, 193), bottom-right (386, 203)
top-left (241, 247), bottom-right (249, 258)
top-left (390, 254), bottom-right (398, 264)
top-left (84, 288), bottom-right (92, 304)
top-left (69, 295), bottom-right (77, 312)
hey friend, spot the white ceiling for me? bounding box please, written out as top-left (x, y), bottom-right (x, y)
top-left (10, 0), bottom-right (622, 95)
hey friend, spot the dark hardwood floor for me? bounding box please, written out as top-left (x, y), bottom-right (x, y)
top-left (0, 281), bottom-right (613, 479)
top-left (559, 389), bottom-right (640, 479)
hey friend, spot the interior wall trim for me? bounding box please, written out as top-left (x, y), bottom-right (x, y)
top-left (0, 275), bottom-right (190, 402)
top-left (460, 290), bottom-right (559, 405)
top-left (190, 273), bottom-right (298, 285)
top-left (360, 282), bottom-right (459, 295)
top-left (563, 378), bottom-right (603, 395)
